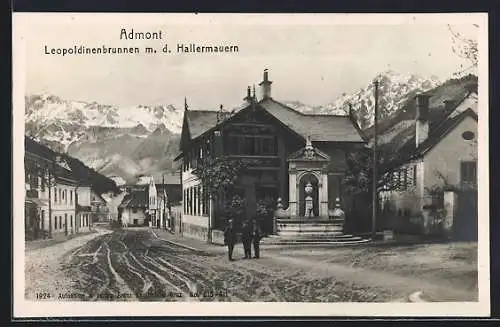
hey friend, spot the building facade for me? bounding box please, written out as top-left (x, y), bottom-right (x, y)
top-left (119, 189), bottom-right (148, 226)
top-left (76, 184), bottom-right (93, 232)
top-left (24, 137), bottom-right (79, 240)
top-left (375, 76), bottom-right (478, 240)
top-left (175, 70), bottom-right (365, 243)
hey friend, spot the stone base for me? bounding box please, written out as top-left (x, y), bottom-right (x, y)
top-left (270, 216), bottom-right (367, 245)
top-left (181, 222), bottom-right (225, 245)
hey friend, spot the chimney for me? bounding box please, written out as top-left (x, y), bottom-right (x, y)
top-left (258, 69), bottom-right (272, 100)
top-left (243, 86), bottom-right (252, 102)
top-left (415, 93), bottom-right (431, 147)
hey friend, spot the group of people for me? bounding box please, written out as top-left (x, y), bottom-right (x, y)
top-left (223, 218), bottom-right (263, 261)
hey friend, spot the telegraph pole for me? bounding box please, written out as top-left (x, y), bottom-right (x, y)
top-left (372, 80), bottom-right (379, 240)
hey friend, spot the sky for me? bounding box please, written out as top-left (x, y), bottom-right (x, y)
top-left (17, 13), bottom-right (481, 109)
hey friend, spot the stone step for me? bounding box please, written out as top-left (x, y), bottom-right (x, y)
top-left (261, 237), bottom-right (371, 245)
top-left (278, 231), bottom-right (345, 237)
top-left (275, 233), bottom-right (358, 239)
top-left (277, 225), bottom-right (344, 232)
top-left (272, 235), bottom-right (363, 242)
top-left (276, 218), bottom-right (344, 224)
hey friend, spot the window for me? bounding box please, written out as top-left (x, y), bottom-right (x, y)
top-left (189, 187), bottom-right (193, 215)
top-left (54, 187), bottom-right (57, 203)
top-left (182, 190), bottom-right (187, 214)
top-left (229, 135), bottom-right (277, 156)
top-left (198, 185), bottom-right (203, 216)
top-left (41, 173), bottom-right (45, 192)
top-left (59, 216), bottom-right (62, 229)
top-left (193, 187), bottom-right (197, 215)
top-left (70, 190), bottom-right (73, 204)
top-left (461, 161), bottom-right (477, 186)
top-left (59, 189), bottom-right (62, 203)
top-left (244, 137), bottom-right (255, 155)
top-left (462, 131), bottom-right (475, 140)
top-left (70, 215), bottom-right (73, 227)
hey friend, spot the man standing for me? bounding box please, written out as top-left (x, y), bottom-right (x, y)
top-left (252, 218), bottom-right (263, 259)
top-left (223, 219), bottom-right (237, 261)
top-left (241, 219), bottom-right (253, 259)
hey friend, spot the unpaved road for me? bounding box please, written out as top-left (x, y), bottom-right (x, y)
top-left (25, 229), bottom-right (478, 302)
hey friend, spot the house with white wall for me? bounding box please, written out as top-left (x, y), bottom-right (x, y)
top-left (147, 176), bottom-right (158, 227)
top-left (375, 75), bottom-right (478, 240)
top-left (119, 189), bottom-right (148, 226)
top-left (25, 137), bottom-right (79, 240)
top-left (76, 184), bottom-right (92, 233)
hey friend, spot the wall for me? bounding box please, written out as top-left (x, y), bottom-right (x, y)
top-left (77, 186), bottom-right (91, 206)
top-left (122, 208), bottom-right (146, 225)
top-left (423, 115), bottom-right (477, 194)
top-left (382, 115), bottom-right (477, 233)
top-left (50, 182), bottom-right (77, 236)
top-left (384, 161), bottom-right (423, 216)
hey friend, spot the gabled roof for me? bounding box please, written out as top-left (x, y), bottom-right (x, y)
top-left (25, 136), bottom-right (78, 184)
top-left (25, 136), bottom-right (57, 162)
top-left (372, 75), bottom-right (478, 169)
top-left (118, 190), bottom-right (147, 208)
top-left (259, 98), bottom-right (365, 143)
top-left (91, 190), bottom-right (107, 204)
top-left (405, 108), bottom-right (477, 161)
top-left (185, 110), bottom-right (220, 139)
top-left (179, 98), bottom-right (365, 153)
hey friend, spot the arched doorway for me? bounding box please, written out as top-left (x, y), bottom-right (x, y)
top-left (298, 173), bottom-right (319, 217)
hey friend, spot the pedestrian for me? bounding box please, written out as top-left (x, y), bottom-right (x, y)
top-left (251, 218), bottom-right (263, 259)
top-left (241, 219), bottom-right (253, 259)
top-left (223, 218), bottom-right (236, 261)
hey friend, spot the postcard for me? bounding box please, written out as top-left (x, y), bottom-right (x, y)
top-left (12, 12), bottom-right (489, 318)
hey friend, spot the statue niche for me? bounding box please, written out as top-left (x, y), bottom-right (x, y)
top-left (298, 174), bottom-right (319, 217)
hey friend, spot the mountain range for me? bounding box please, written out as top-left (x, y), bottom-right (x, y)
top-left (24, 70), bottom-right (443, 184)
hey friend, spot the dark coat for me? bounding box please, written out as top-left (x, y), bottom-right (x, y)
top-left (241, 221), bottom-right (253, 241)
top-left (223, 222), bottom-right (236, 245)
top-left (252, 221), bottom-right (263, 241)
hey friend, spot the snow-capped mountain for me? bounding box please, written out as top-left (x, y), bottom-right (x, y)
top-left (25, 93), bottom-right (183, 151)
top-left (282, 70), bottom-right (441, 129)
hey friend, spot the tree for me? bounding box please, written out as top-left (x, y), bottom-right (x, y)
top-left (345, 146), bottom-right (399, 195)
top-left (193, 155), bottom-right (247, 200)
top-left (193, 155), bottom-right (248, 227)
top-left (448, 24), bottom-right (479, 76)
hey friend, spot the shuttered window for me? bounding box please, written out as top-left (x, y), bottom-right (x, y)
top-left (461, 161), bottom-right (477, 187)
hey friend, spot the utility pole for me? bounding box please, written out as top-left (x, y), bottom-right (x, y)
top-left (162, 174), bottom-right (166, 230)
top-left (372, 80), bottom-right (379, 240)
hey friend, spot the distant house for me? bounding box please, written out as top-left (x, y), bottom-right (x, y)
top-left (146, 173), bottom-right (181, 229)
top-left (76, 184), bottom-right (93, 233)
top-left (147, 176), bottom-right (158, 226)
top-left (25, 136), bottom-right (80, 240)
top-left (90, 191), bottom-right (109, 222)
top-left (373, 75), bottom-right (478, 240)
top-left (118, 190), bottom-right (148, 226)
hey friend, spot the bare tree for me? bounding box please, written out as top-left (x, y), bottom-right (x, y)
top-left (448, 24), bottom-right (479, 76)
